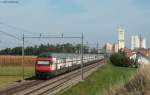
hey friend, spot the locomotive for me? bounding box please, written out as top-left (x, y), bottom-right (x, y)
top-left (35, 53), bottom-right (104, 79)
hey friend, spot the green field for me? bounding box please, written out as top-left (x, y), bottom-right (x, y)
top-left (0, 65), bottom-right (34, 89)
top-left (61, 63), bottom-right (136, 95)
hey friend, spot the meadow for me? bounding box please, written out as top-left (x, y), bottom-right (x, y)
top-left (104, 65), bottom-right (150, 95)
top-left (61, 63), bottom-right (136, 95)
top-left (0, 55), bottom-right (36, 89)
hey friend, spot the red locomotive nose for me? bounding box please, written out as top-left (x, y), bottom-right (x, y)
top-left (35, 65), bottom-right (51, 72)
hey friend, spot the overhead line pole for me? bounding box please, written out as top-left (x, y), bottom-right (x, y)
top-left (97, 42), bottom-right (99, 55)
top-left (81, 33), bottom-right (84, 80)
top-left (22, 34), bottom-right (84, 81)
top-left (84, 42), bottom-right (99, 54)
top-left (22, 34), bottom-right (25, 80)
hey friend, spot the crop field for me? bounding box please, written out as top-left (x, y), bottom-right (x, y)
top-left (0, 55), bottom-right (36, 66)
top-left (0, 55), bottom-right (36, 89)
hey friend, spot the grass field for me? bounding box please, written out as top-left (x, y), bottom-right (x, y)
top-left (61, 63), bottom-right (136, 95)
top-left (0, 66), bottom-right (34, 76)
top-left (0, 76), bottom-right (21, 89)
top-left (0, 66), bottom-right (34, 89)
top-left (105, 64), bottom-right (150, 95)
top-left (0, 55), bottom-right (36, 89)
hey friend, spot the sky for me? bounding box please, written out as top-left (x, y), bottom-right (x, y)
top-left (0, 0), bottom-right (150, 49)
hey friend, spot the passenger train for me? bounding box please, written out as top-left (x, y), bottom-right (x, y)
top-left (35, 53), bottom-right (104, 79)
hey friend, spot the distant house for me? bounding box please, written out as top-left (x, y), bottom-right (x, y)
top-left (120, 48), bottom-right (135, 59)
top-left (133, 48), bottom-right (150, 58)
top-left (136, 52), bottom-right (150, 65)
top-left (120, 48), bottom-right (150, 67)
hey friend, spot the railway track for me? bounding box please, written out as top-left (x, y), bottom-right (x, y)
top-left (0, 80), bottom-right (44, 95)
top-left (0, 59), bottom-right (105, 95)
top-left (41, 62), bottom-right (103, 95)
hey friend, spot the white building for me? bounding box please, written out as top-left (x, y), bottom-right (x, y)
top-left (131, 36), bottom-right (140, 50)
top-left (118, 28), bottom-right (125, 50)
top-left (131, 35), bottom-right (146, 50)
top-left (105, 43), bottom-right (113, 52)
top-left (113, 44), bottom-right (118, 53)
top-left (141, 38), bottom-right (146, 49)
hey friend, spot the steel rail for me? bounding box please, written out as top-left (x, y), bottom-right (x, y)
top-left (0, 80), bottom-right (44, 95)
top-left (39, 62), bottom-right (101, 95)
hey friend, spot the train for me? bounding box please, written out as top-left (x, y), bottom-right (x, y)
top-left (35, 53), bottom-right (104, 79)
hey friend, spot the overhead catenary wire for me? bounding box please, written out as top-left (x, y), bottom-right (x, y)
top-left (0, 21), bottom-right (40, 35)
top-left (0, 30), bottom-right (21, 40)
top-left (0, 30), bottom-right (36, 46)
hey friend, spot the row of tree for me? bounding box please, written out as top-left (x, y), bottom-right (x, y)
top-left (0, 43), bottom-right (99, 55)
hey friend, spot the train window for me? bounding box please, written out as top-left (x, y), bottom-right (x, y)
top-left (37, 61), bottom-right (51, 65)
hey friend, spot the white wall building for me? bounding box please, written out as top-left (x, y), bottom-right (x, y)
top-left (114, 44), bottom-right (118, 53)
top-left (131, 35), bottom-right (146, 50)
top-left (131, 36), bottom-right (140, 50)
top-left (118, 28), bottom-right (125, 50)
top-left (105, 43), bottom-right (113, 52)
top-left (141, 38), bottom-right (146, 49)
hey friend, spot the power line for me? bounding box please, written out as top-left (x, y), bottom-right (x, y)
top-left (0, 30), bottom-right (21, 40)
top-left (0, 21), bottom-right (40, 35)
top-left (0, 30), bottom-right (36, 45)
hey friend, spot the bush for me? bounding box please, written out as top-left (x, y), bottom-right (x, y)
top-left (110, 53), bottom-right (131, 67)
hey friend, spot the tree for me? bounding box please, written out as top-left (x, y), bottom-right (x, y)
top-left (110, 53), bottom-right (131, 67)
top-left (0, 43), bottom-right (92, 55)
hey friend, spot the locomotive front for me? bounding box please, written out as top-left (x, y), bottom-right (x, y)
top-left (35, 53), bottom-right (53, 79)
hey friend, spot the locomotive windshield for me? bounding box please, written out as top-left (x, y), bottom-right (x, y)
top-left (37, 60), bottom-right (53, 65)
top-left (37, 61), bottom-right (49, 65)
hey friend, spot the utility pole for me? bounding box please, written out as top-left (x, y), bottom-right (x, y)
top-left (22, 34), bottom-right (25, 81)
top-left (139, 34), bottom-right (142, 49)
top-left (81, 33), bottom-right (84, 80)
top-left (85, 42), bottom-right (99, 54)
top-left (96, 42), bottom-right (99, 55)
top-left (86, 41), bottom-right (89, 54)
